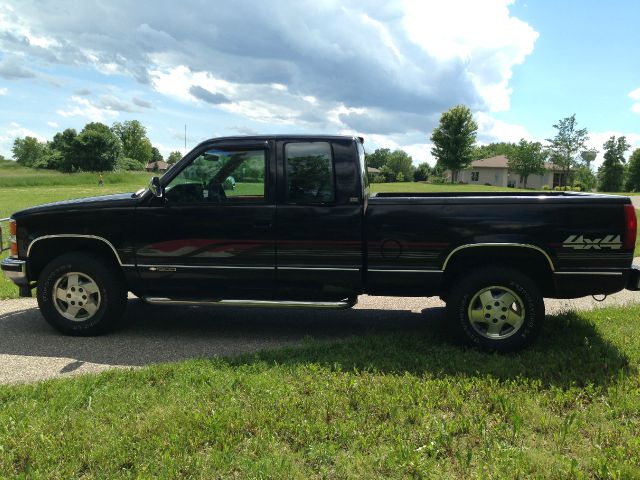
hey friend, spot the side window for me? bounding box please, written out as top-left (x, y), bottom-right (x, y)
top-left (285, 142), bottom-right (334, 203)
top-left (164, 148), bottom-right (266, 204)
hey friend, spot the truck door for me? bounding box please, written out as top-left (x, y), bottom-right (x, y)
top-left (133, 141), bottom-right (276, 298)
top-left (274, 139), bottom-right (364, 299)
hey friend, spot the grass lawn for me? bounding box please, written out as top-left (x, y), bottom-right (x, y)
top-left (0, 305), bottom-right (640, 477)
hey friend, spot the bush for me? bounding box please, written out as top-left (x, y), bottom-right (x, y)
top-left (116, 157), bottom-right (145, 171)
top-left (542, 185), bottom-right (550, 190)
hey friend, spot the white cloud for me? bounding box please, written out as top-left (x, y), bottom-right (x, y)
top-left (46, 121), bottom-right (58, 128)
top-left (0, 86), bottom-right (6, 95)
top-left (56, 96), bottom-right (119, 123)
top-left (629, 87), bottom-right (640, 114)
top-left (402, 0), bottom-right (538, 111)
top-left (0, 0), bottom-right (539, 139)
top-left (475, 112), bottom-right (531, 143)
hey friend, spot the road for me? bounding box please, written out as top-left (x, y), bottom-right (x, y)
top-left (1, 288), bottom-right (640, 384)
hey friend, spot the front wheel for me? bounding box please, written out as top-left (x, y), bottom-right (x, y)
top-left (446, 267), bottom-right (544, 352)
top-left (37, 253), bottom-right (127, 335)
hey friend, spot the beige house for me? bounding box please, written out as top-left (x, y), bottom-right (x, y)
top-left (145, 160), bottom-right (170, 173)
top-left (447, 155), bottom-right (564, 189)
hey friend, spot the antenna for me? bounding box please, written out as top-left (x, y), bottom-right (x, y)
top-left (184, 124), bottom-right (186, 152)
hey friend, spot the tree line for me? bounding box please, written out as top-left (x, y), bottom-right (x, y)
top-left (7, 114), bottom-right (640, 192)
top-left (428, 105), bottom-right (640, 192)
top-left (10, 120), bottom-right (183, 172)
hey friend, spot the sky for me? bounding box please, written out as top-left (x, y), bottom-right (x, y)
top-left (0, 0), bottom-right (638, 167)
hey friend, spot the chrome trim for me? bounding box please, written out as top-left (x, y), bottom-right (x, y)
top-left (554, 271), bottom-right (623, 276)
top-left (138, 264), bottom-right (274, 270)
top-left (368, 268), bottom-right (443, 273)
top-left (1, 257), bottom-right (27, 284)
top-left (442, 243), bottom-right (555, 272)
top-left (143, 297), bottom-right (357, 309)
top-left (278, 266), bottom-right (359, 271)
top-left (26, 235), bottom-right (125, 265)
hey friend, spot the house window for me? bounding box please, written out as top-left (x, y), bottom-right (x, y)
top-left (471, 171), bottom-right (479, 182)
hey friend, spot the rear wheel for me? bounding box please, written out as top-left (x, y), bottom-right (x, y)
top-left (37, 253), bottom-right (127, 335)
top-left (446, 266), bottom-right (544, 352)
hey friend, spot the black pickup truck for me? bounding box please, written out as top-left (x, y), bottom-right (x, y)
top-left (2, 135), bottom-right (639, 351)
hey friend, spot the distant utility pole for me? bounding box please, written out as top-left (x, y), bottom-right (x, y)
top-left (184, 124), bottom-right (187, 153)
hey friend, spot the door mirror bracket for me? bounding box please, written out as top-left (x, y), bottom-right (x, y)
top-left (149, 176), bottom-right (164, 198)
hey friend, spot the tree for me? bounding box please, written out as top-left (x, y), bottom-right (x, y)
top-left (385, 150), bottom-right (414, 182)
top-left (546, 114), bottom-right (589, 187)
top-left (167, 151), bottom-right (182, 164)
top-left (430, 105), bottom-right (478, 183)
top-left (598, 136), bottom-right (631, 192)
top-left (471, 142), bottom-right (516, 160)
top-left (365, 148), bottom-right (391, 169)
top-left (49, 128), bottom-right (78, 172)
top-left (74, 122), bottom-right (122, 171)
top-left (12, 136), bottom-right (47, 167)
top-left (625, 148), bottom-right (640, 192)
top-left (413, 162), bottom-right (431, 181)
top-left (116, 157), bottom-right (146, 171)
top-left (111, 120), bottom-right (153, 165)
top-left (573, 165), bottom-right (597, 191)
top-left (580, 148), bottom-right (598, 168)
top-left (151, 146), bottom-right (163, 163)
top-left (506, 139), bottom-right (547, 188)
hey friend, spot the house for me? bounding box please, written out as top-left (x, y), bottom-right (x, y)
top-left (145, 161), bottom-right (169, 173)
top-left (367, 167), bottom-right (381, 175)
top-left (447, 155), bottom-right (565, 189)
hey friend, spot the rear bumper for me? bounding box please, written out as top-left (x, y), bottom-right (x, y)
top-left (1, 257), bottom-right (28, 286)
top-left (627, 265), bottom-right (640, 291)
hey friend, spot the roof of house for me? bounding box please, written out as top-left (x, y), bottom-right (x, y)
top-left (145, 161), bottom-right (169, 170)
top-left (367, 166), bottom-right (381, 173)
top-left (471, 155), bottom-right (558, 171)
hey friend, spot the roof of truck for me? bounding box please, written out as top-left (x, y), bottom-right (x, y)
top-left (206, 134), bottom-right (358, 143)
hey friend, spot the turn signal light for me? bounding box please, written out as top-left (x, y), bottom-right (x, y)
top-left (9, 219), bottom-right (17, 257)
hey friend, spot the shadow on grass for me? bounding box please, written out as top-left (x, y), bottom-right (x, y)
top-left (0, 299), bottom-right (632, 388)
top-left (227, 309), bottom-right (634, 389)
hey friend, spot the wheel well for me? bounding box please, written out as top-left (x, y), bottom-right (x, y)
top-left (441, 247), bottom-right (555, 298)
top-left (28, 237), bottom-right (122, 282)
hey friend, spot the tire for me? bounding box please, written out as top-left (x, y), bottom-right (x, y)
top-left (446, 266), bottom-right (544, 352)
top-left (37, 252), bottom-right (127, 335)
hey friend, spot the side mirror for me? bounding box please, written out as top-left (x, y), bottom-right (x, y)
top-left (149, 176), bottom-right (164, 198)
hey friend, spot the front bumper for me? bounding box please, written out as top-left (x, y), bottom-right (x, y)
top-left (627, 265), bottom-right (640, 291)
top-left (1, 257), bottom-right (28, 286)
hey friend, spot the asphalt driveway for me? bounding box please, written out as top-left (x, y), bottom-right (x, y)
top-left (1, 288), bottom-right (640, 384)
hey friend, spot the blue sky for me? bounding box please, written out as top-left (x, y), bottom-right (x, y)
top-left (0, 0), bottom-right (638, 166)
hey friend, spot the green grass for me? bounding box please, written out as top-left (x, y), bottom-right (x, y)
top-left (0, 305), bottom-right (640, 478)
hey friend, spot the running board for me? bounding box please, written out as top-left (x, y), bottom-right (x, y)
top-left (142, 297), bottom-right (357, 309)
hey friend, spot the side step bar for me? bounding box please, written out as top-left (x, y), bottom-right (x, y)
top-left (142, 297), bottom-right (358, 309)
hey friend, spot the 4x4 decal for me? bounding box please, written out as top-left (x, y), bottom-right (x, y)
top-left (562, 235), bottom-right (622, 250)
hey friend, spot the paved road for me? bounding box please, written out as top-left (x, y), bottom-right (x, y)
top-left (1, 288), bottom-right (640, 384)
top-left (629, 195), bottom-right (640, 209)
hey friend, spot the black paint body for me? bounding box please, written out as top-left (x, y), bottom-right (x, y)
top-left (10, 135), bottom-right (637, 301)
